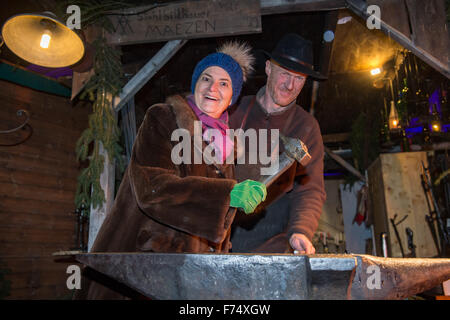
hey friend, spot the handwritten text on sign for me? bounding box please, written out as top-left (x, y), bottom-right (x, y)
top-left (105, 0), bottom-right (261, 45)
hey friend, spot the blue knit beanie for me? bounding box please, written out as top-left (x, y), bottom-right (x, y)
top-left (191, 52), bottom-right (243, 106)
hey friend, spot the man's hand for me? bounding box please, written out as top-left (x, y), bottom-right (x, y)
top-left (289, 233), bottom-right (316, 254)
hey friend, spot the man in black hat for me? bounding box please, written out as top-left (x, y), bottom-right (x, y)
top-left (229, 33), bottom-right (327, 254)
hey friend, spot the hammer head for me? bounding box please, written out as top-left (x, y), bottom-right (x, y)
top-left (280, 134), bottom-right (311, 166)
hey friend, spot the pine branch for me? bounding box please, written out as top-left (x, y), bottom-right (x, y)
top-left (75, 35), bottom-right (125, 214)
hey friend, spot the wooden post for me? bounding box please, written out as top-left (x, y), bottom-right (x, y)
top-left (87, 92), bottom-right (117, 252)
top-left (87, 141), bottom-right (116, 252)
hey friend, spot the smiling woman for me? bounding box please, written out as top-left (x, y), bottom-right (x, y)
top-left (194, 66), bottom-right (233, 119)
top-left (77, 41), bottom-right (269, 299)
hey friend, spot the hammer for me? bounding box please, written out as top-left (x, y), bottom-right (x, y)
top-left (258, 133), bottom-right (311, 188)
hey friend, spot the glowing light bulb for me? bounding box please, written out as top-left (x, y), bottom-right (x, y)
top-left (389, 101), bottom-right (400, 130)
top-left (431, 121), bottom-right (441, 132)
top-left (430, 104), bottom-right (441, 132)
top-left (40, 30), bottom-right (51, 49)
top-left (370, 68), bottom-right (381, 76)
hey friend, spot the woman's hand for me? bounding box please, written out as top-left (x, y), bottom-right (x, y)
top-left (229, 180), bottom-right (267, 214)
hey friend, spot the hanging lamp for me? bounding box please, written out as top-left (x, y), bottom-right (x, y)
top-left (1, 12), bottom-right (85, 68)
top-left (389, 100), bottom-right (400, 130)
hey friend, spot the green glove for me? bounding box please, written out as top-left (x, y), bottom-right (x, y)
top-left (229, 179), bottom-right (267, 214)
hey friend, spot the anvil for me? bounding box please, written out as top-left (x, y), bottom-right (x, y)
top-left (74, 253), bottom-right (450, 300)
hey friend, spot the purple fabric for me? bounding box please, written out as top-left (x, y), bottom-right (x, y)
top-left (26, 64), bottom-right (73, 79)
top-left (187, 95), bottom-right (234, 163)
top-left (428, 89), bottom-right (442, 116)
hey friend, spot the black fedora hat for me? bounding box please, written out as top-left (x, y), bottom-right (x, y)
top-left (263, 33), bottom-right (327, 80)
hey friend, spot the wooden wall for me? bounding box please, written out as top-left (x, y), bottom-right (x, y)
top-left (0, 80), bottom-right (90, 299)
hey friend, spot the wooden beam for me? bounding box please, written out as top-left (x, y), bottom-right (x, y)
top-left (322, 132), bottom-right (351, 143)
top-left (260, 0), bottom-right (346, 15)
top-left (324, 145), bottom-right (366, 182)
top-left (121, 97), bottom-right (137, 163)
top-left (113, 39), bottom-right (187, 112)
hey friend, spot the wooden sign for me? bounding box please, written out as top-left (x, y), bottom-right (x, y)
top-left (105, 0), bottom-right (261, 45)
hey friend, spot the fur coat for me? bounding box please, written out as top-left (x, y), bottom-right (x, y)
top-left (78, 95), bottom-right (237, 299)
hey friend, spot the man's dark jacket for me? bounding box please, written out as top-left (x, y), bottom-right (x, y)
top-left (229, 91), bottom-right (326, 253)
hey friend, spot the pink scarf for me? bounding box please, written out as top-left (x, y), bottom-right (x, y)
top-left (187, 95), bottom-right (234, 163)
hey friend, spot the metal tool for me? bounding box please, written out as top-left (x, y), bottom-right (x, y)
top-left (71, 205), bottom-right (88, 252)
top-left (405, 227), bottom-right (416, 258)
top-left (73, 252), bottom-right (450, 300)
top-left (389, 214), bottom-right (408, 257)
top-left (421, 161), bottom-right (450, 256)
top-left (259, 133), bottom-right (310, 188)
top-left (381, 232), bottom-right (388, 257)
top-left (426, 214), bottom-right (441, 256)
